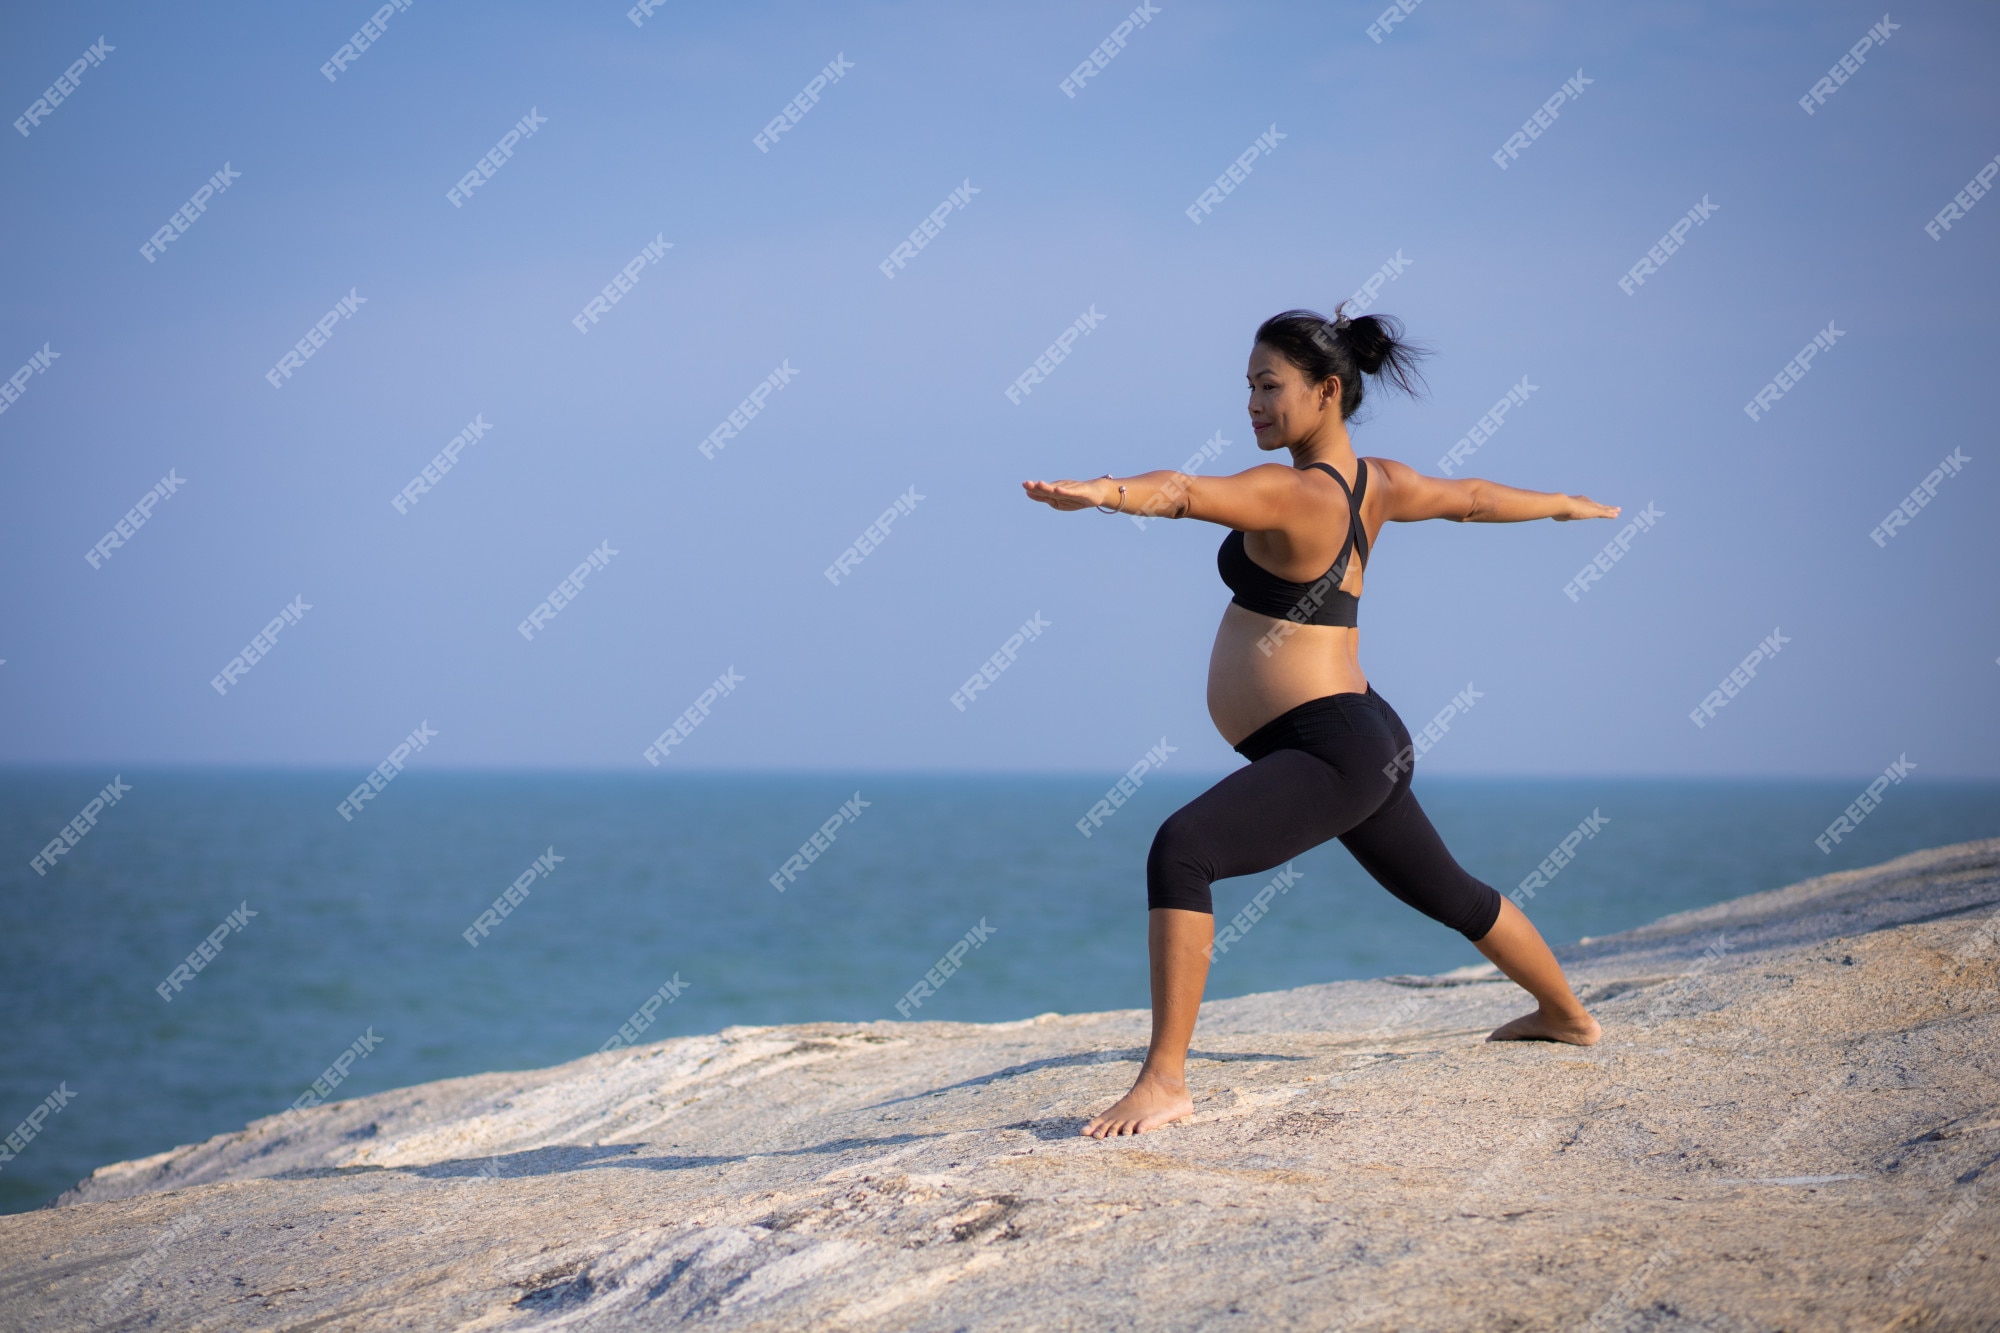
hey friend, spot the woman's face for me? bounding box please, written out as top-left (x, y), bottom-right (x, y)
top-left (1246, 343), bottom-right (1339, 451)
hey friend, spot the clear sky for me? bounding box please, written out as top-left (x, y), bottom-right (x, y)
top-left (2, 1), bottom-right (1996, 776)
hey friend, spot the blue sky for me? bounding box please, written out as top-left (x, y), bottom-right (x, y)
top-left (2, 0), bottom-right (1996, 775)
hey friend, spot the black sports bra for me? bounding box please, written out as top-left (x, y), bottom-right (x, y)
top-left (1216, 459), bottom-right (1370, 628)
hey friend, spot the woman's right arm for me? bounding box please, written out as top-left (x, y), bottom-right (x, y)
top-left (1370, 457), bottom-right (1619, 524)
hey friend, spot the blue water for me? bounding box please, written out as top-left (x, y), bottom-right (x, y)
top-left (2, 768), bottom-right (1994, 1214)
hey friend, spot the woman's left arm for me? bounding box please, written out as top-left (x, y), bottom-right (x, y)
top-left (1021, 470), bottom-right (1197, 517)
top-left (1022, 466), bottom-right (1302, 529)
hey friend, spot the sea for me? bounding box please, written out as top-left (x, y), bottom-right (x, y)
top-left (2, 768), bottom-right (1995, 1214)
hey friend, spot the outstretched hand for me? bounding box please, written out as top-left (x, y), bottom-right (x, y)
top-left (1555, 495), bottom-right (1620, 521)
top-left (1022, 478), bottom-right (1112, 511)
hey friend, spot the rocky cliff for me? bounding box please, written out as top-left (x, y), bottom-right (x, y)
top-left (6, 839), bottom-right (1999, 1331)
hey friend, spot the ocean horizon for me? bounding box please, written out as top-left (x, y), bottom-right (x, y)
top-left (4, 768), bottom-right (1995, 1215)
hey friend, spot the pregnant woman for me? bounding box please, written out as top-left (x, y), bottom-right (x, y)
top-left (1022, 307), bottom-right (1615, 1138)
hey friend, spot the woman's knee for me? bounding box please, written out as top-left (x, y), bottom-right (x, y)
top-left (1145, 811), bottom-right (1216, 914)
top-left (1458, 882), bottom-right (1504, 942)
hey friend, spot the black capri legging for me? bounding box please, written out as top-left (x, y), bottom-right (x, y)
top-left (1146, 685), bottom-right (1503, 941)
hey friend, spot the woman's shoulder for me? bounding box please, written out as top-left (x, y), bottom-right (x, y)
top-left (1358, 455), bottom-right (1423, 493)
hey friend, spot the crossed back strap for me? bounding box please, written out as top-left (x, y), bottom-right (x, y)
top-left (1305, 458), bottom-right (1370, 573)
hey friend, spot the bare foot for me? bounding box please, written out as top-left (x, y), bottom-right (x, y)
top-left (1080, 1071), bottom-right (1194, 1138)
top-left (1487, 1007), bottom-right (1602, 1045)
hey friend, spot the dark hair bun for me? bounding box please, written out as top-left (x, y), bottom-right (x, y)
top-left (1256, 303), bottom-right (1429, 420)
top-left (1332, 306), bottom-right (1396, 376)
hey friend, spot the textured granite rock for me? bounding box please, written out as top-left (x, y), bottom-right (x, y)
top-left (6, 839), bottom-right (2000, 1331)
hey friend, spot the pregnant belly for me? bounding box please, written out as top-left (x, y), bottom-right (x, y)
top-left (1205, 604), bottom-right (1368, 747)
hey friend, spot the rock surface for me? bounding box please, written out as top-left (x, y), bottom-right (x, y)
top-left (6, 839), bottom-right (2000, 1331)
